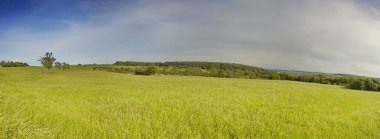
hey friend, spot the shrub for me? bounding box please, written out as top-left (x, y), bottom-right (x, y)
top-left (146, 66), bottom-right (158, 75)
top-left (0, 61), bottom-right (29, 67)
top-left (134, 66), bottom-right (158, 75)
top-left (348, 79), bottom-right (366, 90)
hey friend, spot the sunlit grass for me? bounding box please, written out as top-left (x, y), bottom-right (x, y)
top-left (1, 67), bottom-right (380, 138)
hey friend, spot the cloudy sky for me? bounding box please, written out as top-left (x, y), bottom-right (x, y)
top-left (1, 0), bottom-right (380, 76)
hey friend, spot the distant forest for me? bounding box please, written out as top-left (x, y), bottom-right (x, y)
top-left (92, 61), bottom-right (380, 92)
top-left (113, 61), bottom-right (272, 78)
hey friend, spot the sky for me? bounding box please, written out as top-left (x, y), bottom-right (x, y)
top-left (1, 0), bottom-right (380, 77)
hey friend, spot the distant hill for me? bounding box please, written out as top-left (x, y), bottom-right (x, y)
top-left (271, 69), bottom-right (325, 75)
top-left (272, 69), bottom-right (380, 81)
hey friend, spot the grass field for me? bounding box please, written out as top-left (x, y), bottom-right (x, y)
top-left (1, 67), bottom-right (380, 138)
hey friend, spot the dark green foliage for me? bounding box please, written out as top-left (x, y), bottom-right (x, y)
top-left (134, 68), bottom-right (147, 75)
top-left (349, 79), bottom-right (366, 90)
top-left (134, 66), bottom-right (158, 75)
top-left (364, 79), bottom-right (378, 91)
top-left (114, 67), bottom-right (135, 73)
top-left (0, 61), bottom-right (29, 67)
top-left (39, 52), bottom-right (56, 70)
top-left (347, 78), bottom-right (379, 91)
top-left (283, 73), bottom-right (380, 92)
top-left (146, 66), bottom-right (158, 75)
top-left (184, 67), bottom-right (204, 76)
top-left (270, 73), bottom-right (281, 80)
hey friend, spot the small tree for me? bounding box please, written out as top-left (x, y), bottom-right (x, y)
top-left (55, 62), bottom-right (62, 70)
top-left (39, 52), bottom-right (56, 71)
top-left (364, 79), bottom-right (378, 91)
top-left (146, 65), bottom-right (158, 75)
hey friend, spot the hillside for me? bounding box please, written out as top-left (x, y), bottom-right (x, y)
top-left (1, 67), bottom-right (380, 138)
top-left (93, 61), bottom-right (380, 92)
top-left (113, 61), bottom-right (273, 78)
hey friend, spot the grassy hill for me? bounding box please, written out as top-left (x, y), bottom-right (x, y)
top-left (1, 67), bottom-right (380, 138)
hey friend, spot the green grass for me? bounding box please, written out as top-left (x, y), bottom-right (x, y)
top-left (1, 67), bottom-right (380, 138)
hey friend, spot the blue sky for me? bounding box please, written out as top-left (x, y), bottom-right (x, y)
top-left (1, 0), bottom-right (84, 32)
top-left (1, 0), bottom-right (380, 77)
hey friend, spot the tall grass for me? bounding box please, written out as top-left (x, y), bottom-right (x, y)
top-left (1, 67), bottom-right (380, 138)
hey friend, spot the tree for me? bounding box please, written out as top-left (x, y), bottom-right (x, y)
top-left (270, 73), bottom-right (281, 80)
top-left (364, 79), bottom-right (378, 91)
top-left (217, 69), bottom-right (228, 77)
top-left (234, 69), bottom-right (244, 78)
top-left (39, 52), bottom-right (56, 70)
top-left (146, 66), bottom-right (158, 75)
top-left (55, 62), bottom-right (62, 70)
top-left (349, 79), bottom-right (366, 90)
top-left (209, 68), bottom-right (218, 77)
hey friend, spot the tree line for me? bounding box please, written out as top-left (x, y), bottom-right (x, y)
top-left (269, 72), bottom-right (380, 91)
top-left (95, 61), bottom-right (380, 92)
top-left (113, 61), bottom-right (272, 78)
top-left (0, 61), bottom-right (29, 67)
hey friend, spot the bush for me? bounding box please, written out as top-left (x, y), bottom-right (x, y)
top-left (348, 79), bottom-right (366, 90)
top-left (134, 68), bottom-right (147, 75)
top-left (134, 66), bottom-right (158, 75)
top-left (146, 66), bottom-right (158, 75)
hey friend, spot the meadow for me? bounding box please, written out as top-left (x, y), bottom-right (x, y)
top-left (1, 67), bottom-right (380, 138)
